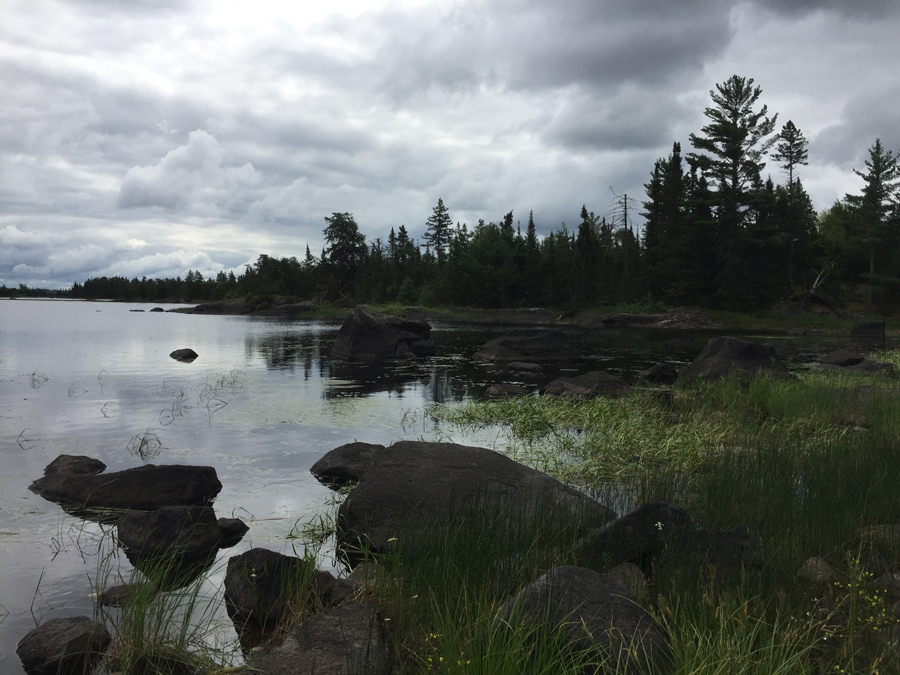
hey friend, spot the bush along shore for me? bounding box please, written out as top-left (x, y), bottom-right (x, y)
top-left (17, 339), bottom-right (900, 675)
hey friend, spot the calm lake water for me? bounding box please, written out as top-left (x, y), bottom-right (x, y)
top-left (0, 299), bottom-right (891, 671)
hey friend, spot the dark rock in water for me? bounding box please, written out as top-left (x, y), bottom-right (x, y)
top-left (17, 616), bottom-right (111, 675)
top-left (508, 361), bottom-right (543, 375)
top-left (850, 320), bottom-right (886, 341)
top-left (818, 350), bottom-right (865, 367)
top-left (130, 309), bottom-right (145, 312)
top-left (43, 455), bottom-right (106, 476)
top-left (475, 329), bottom-right (578, 363)
top-left (150, 307), bottom-right (165, 312)
top-left (310, 442), bottom-right (386, 489)
top-left (317, 441), bottom-right (615, 565)
top-left (678, 336), bottom-right (791, 383)
top-left (30, 458), bottom-right (222, 511)
top-left (224, 548), bottom-right (335, 649)
top-left (638, 362), bottom-right (679, 385)
top-left (574, 313), bottom-right (663, 327)
top-left (117, 506), bottom-right (232, 586)
top-left (327, 563), bottom-right (382, 607)
top-left (169, 348), bottom-right (198, 362)
top-left (542, 371), bottom-right (629, 398)
top-left (409, 339), bottom-right (436, 356)
top-left (331, 306), bottom-right (433, 360)
top-left (246, 601), bottom-right (388, 675)
top-left (578, 499), bottom-right (762, 574)
top-left (218, 517), bottom-right (250, 548)
top-left (495, 566), bottom-right (672, 675)
top-left (485, 383), bottom-right (529, 399)
top-left (98, 583), bottom-right (144, 608)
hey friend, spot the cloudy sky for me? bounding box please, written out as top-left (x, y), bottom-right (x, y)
top-left (2, 0), bottom-right (899, 289)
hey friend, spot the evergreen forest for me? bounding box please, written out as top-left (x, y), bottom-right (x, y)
top-left (29, 75), bottom-right (899, 313)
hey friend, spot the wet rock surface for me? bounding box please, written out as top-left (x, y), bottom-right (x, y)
top-left (638, 362), bottom-right (680, 385)
top-left (17, 616), bottom-right (111, 675)
top-left (485, 383), bottom-right (530, 398)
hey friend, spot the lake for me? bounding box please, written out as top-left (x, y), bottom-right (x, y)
top-left (0, 299), bottom-right (888, 671)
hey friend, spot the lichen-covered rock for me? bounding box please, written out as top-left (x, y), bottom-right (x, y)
top-left (542, 370), bottom-right (629, 398)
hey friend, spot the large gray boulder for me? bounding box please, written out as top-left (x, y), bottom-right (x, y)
top-left (678, 336), bottom-right (790, 383)
top-left (246, 602), bottom-right (388, 675)
top-left (29, 457), bottom-right (222, 511)
top-left (542, 371), bottom-right (629, 398)
top-left (312, 441), bottom-right (615, 564)
top-left (17, 617), bottom-right (111, 675)
top-left (331, 307), bottom-right (433, 360)
top-left (496, 566), bottom-right (672, 675)
top-left (475, 329), bottom-right (579, 363)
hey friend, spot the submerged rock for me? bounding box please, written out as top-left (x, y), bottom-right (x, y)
top-left (542, 370), bottom-right (629, 398)
top-left (17, 617), bottom-right (111, 675)
top-left (30, 456), bottom-right (222, 511)
top-left (331, 306), bottom-right (433, 360)
top-left (678, 336), bottom-right (790, 383)
top-left (495, 566), bottom-right (672, 675)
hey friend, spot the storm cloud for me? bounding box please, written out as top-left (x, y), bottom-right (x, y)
top-left (1, 0), bottom-right (897, 287)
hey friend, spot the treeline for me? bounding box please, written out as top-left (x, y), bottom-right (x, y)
top-left (70, 75), bottom-right (898, 311)
top-left (0, 284), bottom-right (70, 298)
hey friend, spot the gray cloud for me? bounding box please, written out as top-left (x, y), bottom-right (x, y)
top-left (0, 0), bottom-right (897, 287)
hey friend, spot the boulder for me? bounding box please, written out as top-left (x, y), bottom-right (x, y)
top-left (331, 307), bottom-right (433, 360)
top-left (98, 583), bottom-right (143, 608)
top-left (797, 557), bottom-right (839, 586)
top-left (17, 616), bottom-right (111, 675)
top-left (678, 336), bottom-right (791, 383)
top-left (117, 506), bottom-right (243, 585)
top-left (578, 500), bottom-right (761, 573)
top-left (30, 458), bottom-right (222, 511)
top-left (850, 320), bottom-right (886, 341)
top-left (314, 441), bottom-right (615, 564)
top-left (542, 371), bottom-right (629, 398)
top-left (169, 348), bottom-right (198, 362)
top-left (475, 329), bottom-right (579, 363)
top-left (42, 454), bottom-right (106, 476)
top-left (638, 362), bottom-right (679, 385)
top-left (495, 566), bottom-right (672, 675)
top-left (218, 517), bottom-right (251, 547)
top-left (224, 548), bottom-right (336, 649)
top-left (508, 361), bottom-right (543, 375)
top-left (150, 307), bottom-right (165, 312)
top-left (327, 563), bottom-right (383, 607)
top-left (485, 383), bottom-right (529, 399)
top-left (818, 350), bottom-right (866, 367)
top-left (246, 602), bottom-right (388, 675)
top-left (310, 442), bottom-right (386, 489)
top-left (574, 313), bottom-right (663, 327)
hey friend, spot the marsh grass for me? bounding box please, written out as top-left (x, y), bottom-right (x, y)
top-left (92, 540), bottom-right (237, 675)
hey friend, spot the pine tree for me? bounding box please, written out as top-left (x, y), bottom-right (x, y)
top-left (771, 120), bottom-right (809, 190)
top-left (423, 198), bottom-right (453, 263)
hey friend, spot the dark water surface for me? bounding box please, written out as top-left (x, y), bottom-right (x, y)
top-left (0, 299), bottom-right (892, 670)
